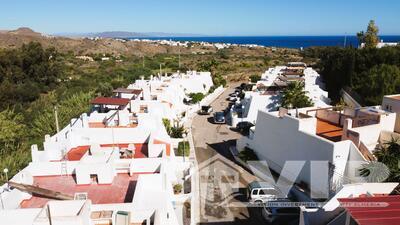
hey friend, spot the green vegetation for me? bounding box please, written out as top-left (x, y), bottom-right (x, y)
top-left (280, 81), bottom-right (313, 108)
top-left (173, 183), bottom-right (183, 194)
top-left (188, 92), bottom-right (205, 104)
top-left (177, 141), bottom-right (190, 157)
top-left (360, 138), bottom-right (400, 182)
top-left (357, 20), bottom-right (379, 48)
top-left (163, 118), bottom-right (186, 138)
top-left (238, 147), bottom-right (258, 162)
top-left (303, 21), bottom-right (400, 106)
top-left (0, 42), bottom-right (183, 182)
top-left (170, 124), bottom-right (186, 138)
top-left (304, 46), bottom-right (400, 105)
top-left (249, 74), bottom-right (261, 83)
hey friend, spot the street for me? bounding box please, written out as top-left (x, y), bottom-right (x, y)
top-left (191, 83), bottom-right (266, 225)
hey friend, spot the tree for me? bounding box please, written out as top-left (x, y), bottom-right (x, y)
top-left (356, 31), bottom-right (365, 46)
top-left (352, 64), bottom-right (400, 105)
top-left (280, 81), bottom-right (313, 108)
top-left (32, 91), bottom-right (94, 137)
top-left (0, 109), bottom-right (27, 152)
top-left (357, 20), bottom-right (379, 48)
top-left (364, 20), bottom-right (379, 48)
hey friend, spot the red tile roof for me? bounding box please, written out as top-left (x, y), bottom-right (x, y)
top-left (338, 195), bottom-right (400, 225)
top-left (20, 173), bottom-right (141, 208)
top-left (90, 97), bottom-right (130, 106)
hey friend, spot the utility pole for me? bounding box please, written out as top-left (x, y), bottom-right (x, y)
top-left (344, 32), bottom-right (347, 48)
top-left (54, 106), bottom-right (60, 133)
top-left (142, 55), bottom-right (145, 68)
top-left (160, 63), bottom-right (162, 76)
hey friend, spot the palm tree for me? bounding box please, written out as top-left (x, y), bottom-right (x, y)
top-left (280, 81), bottom-right (313, 109)
top-left (360, 137), bottom-right (400, 182)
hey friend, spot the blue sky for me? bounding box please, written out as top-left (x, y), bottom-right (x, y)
top-left (1, 0), bottom-right (399, 35)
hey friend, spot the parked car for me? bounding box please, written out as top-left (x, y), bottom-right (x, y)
top-left (236, 121), bottom-right (255, 134)
top-left (228, 96), bottom-right (238, 101)
top-left (229, 93), bottom-right (238, 97)
top-left (198, 105), bottom-right (213, 115)
top-left (213, 112), bottom-right (226, 124)
top-left (248, 181), bottom-right (281, 204)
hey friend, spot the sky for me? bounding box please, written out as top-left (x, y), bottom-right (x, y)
top-left (1, 0), bottom-right (399, 36)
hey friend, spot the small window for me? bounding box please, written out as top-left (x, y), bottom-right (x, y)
top-left (252, 189), bottom-right (258, 195)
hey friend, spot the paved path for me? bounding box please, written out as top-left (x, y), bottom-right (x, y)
top-left (191, 83), bottom-right (266, 225)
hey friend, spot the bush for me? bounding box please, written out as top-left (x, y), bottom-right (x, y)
top-left (173, 183), bottom-right (183, 194)
top-left (238, 147), bottom-right (258, 162)
top-left (177, 141), bottom-right (190, 156)
top-left (249, 74), bottom-right (261, 83)
top-left (189, 92), bottom-right (205, 104)
top-left (162, 118), bottom-right (172, 134)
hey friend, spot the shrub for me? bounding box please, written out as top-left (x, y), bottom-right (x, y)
top-left (170, 124), bottom-right (186, 138)
top-left (249, 74), bottom-right (261, 83)
top-left (162, 118), bottom-right (172, 134)
top-left (177, 141), bottom-right (190, 156)
top-left (189, 92), bottom-right (205, 104)
top-left (173, 183), bottom-right (183, 194)
top-left (238, 147), bottom-right (258, 162)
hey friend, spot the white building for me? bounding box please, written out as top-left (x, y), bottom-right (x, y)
top-left (237, 97), bottom-right (399, 196)
top-left (0, 70), bottom-right (217, 225)
top-left (230, 63), bottom-right (330, 126)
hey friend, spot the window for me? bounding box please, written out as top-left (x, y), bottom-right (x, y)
top-left (260, 188), bottom-right (279, 196)
top-left (252, 189), bottom-right (258, 195)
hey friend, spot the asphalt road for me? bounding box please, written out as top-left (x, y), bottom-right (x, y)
top-left (192, 83), bottom-right (266, 225)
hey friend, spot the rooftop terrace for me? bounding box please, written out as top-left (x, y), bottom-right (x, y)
top-left (67, 144), bottom-right (148, 161)
top-left (20, 173), bottom-right (144, 208)
top-left (316, 119), bottom-right (343, 142)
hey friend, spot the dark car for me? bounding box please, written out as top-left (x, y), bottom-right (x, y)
top-left (213, 112), bottom-right (226, 124)
top-left (198, 105), bottom-right (213, 115)
top-left (236, 121), bottom-right (254, 134)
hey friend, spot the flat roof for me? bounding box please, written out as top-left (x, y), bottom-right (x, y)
top-left (386, 95), bottom-right (400, 101)
top-left (113, 88), bottom-right (142, 95)
top-left (90, 97), bottom-right (130, 106)
top-left (338, 195), bottom-right (400, 225)
top-left (316, 119), bottom-right (343, 142)
top-left (67, 143), bottom-right (148, 161)
top-left (20, 173), bottom-right (142, 208)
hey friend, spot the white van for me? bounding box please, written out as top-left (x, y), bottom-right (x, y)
top-left (248, 181), bottom-right (282, 204)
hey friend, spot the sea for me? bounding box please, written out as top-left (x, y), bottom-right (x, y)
top-left (128, 36), bottom-right (400, 49)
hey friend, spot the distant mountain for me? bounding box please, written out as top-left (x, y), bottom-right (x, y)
top-left (54, 31), bottom-right (204, 38)
top-left (7, 27), bottom-right (42, 36)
